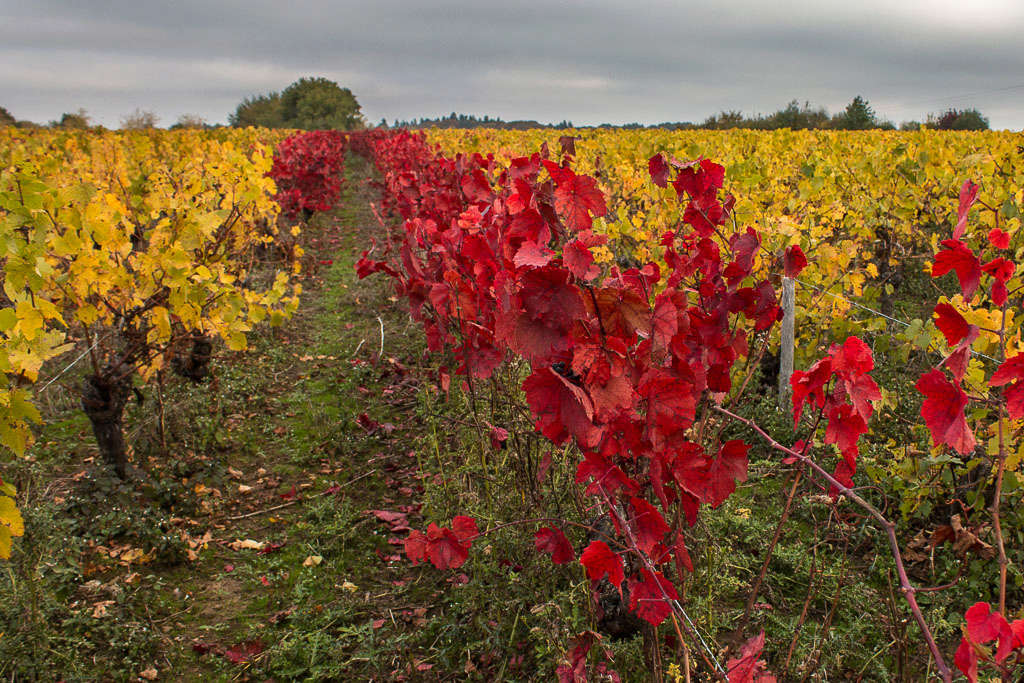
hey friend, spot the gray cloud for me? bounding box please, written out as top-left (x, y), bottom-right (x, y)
top-left (1, 0), bottom-right (1022, 128)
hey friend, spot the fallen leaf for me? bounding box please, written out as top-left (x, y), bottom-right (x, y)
top-left (91, 600), bottom-right (115, 618)
top-left (139, 667), bottom-right (158, 680)
top-left (303, 555), bottom-right (323, 567)
top-left (228, 539), bottom-right (265, 551)
top-left (258, 541), bottom-right (286, 555)
top-left (224, 639), bottom-right (264, 664)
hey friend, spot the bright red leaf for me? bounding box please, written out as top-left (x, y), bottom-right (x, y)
top-left (535, 526), bottom-right (575, 565)
top-left (933, 303), bottom-right (971, 347)
top-left (954, 180), bottom-right (979, 240)
top-left (648, 153), bottom-right (670, 188)
top-left (629, 497), bottom-right (669, 555)
top-left (727, 631), bottom-right (775, 682)
top-left (783, 245), bottom-right (807, 279)
top-left (916, 369), bottom-right (975, 454)
top-left (932, 239), bottom-right (981, 300)
top-left (988, 228), bottom-right (1010, 249)
top-left (989, 354), bottom-right (1024, 419)
top-left (579, 540), bottom-right (624, 591)
top-left (523, 368), bottom-right (601, 449)
top-left (627, 569), bottom-right (679, 626)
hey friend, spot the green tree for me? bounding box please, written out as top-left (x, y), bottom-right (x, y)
top-left (761, 100), bottom-right (830, 130)
top-left (278, 77), bottom-right (365, 130)
top-left (50, 109), bottom-right (92, 129)
top-left (930, 108), bottom-right (990, 131)
top-left (702, 110), bottom-right (745, 129)
top-left (833, 95), bottom-right (877, 130)
top-left (0, 106), bottom-right (15, 127)
top-left (229, 93), bottom-right (284, 128)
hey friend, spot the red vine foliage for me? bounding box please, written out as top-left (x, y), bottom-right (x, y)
top-left (356, 130), bottom-right (785, 675)
top-left (268, 130), bottom-right (348, 218)
top-left (350, 129), bottom-right (1020, 681)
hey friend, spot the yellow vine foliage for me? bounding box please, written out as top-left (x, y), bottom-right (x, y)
top-left (0, 127), bottom-right (299, 558)
top-left (427, 128), bottom-right (1024, 361)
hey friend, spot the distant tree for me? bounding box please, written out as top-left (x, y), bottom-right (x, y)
top-left (120, 108), bottom-right (160, 130)
top-left (833, 96), bottom-right (877, 130)
top-left (702, 110), bottom-right (745, 129)
top-left (51, 109), bottom-right (92, 129)
top-left (171, 113), bottom-right (207, 129)
top-left (930, 108), bottom-right (990, 131)
top-left (761, 100), bottom-right (830, 130)
top-left (230, 93), bottom-right (284, 128)
top-left (279, 77), bottom-right (365, 130)
top-left (900, 120), bottom-right (922, 131)
top-left (0, 106), bottom-right (15, 127)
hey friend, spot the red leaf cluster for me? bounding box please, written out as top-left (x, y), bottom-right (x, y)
top-left (360, 134), bottom-right (782, 627)
top-left (791, 337), bottom-right (881, 490)
top-left (404, 516), bottom-right (478, 570)
top-left (727, 631), bottom-right (776, 682)
top-left (268, 131), bottom-right (347, 218)
top-left (954, 602), bottom-right (1024, 682)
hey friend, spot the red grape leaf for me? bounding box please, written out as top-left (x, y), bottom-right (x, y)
top-left (933, 303), bottom-right (971, 347)
top-left (964, 601), bottom-right (1013, 662)
top-left (726, 631), bottom-right (775, 682)
top-left (932, 239), bottom-right (981, 300)
top-left (916, 369), bottom-right (975, 454)
top-left (523, 368), bottom-right (601, 449)
top-left (224, 639), bottom-right (264, 665)
top-left (954, 636), bottom-right (978, 682)
top-left (564, 239), bottom-right (600, 281)
top-left (543, 160), bottom-right (607, 233)
top-left (451, 516), bottom-right (479, 543)
top-left (534, 526), bottom-right (574, 565)
top-left (702, 440), bottom-right (750, 508)
top-left (954, 180), bottom-right (979, 240)
top-left (629, 497), bottom-right (669, 555)
top-left (648, 153), bottom-right (670, 188)
top-left (576, 451), bottom-right (639, 497)
top-left (513, 241), bottom-right (555, 268)
top-left (425, 526), bottom-right (470, 570)
top-left (783, 245), bottom-right (807, 279)
top-left (989, 354), bottom-right (1024, 419)
top-left (988, 228), bottom-right (1010, 249)
top-left (628, 569), bottom-right (679, 626)
top-left (673, 533), bottom-right (694, 574)
top-left (579, 540), bottom-right (624, 590)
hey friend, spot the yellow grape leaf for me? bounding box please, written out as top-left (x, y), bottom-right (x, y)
top-left (0, 494), bottom-right (24, 560)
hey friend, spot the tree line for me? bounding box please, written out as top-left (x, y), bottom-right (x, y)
top-left (1, 86), bottom-right (991, 132)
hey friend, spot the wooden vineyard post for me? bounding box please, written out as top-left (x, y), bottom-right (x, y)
top-left (778, 276), bottom-right (795, 409)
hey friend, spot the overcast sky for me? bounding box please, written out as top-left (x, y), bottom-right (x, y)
top-left (2, 0), bottom-right (1023, 129)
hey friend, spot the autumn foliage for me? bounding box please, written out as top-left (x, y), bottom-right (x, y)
top-left (356, 130), bottom-right (791, 675)
top-left (268, 130), bottom-right (347, 217)
top-left (351, 127), bottom-right (1024, 681)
